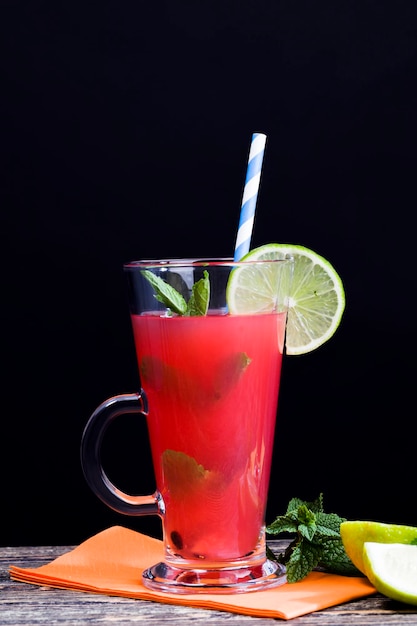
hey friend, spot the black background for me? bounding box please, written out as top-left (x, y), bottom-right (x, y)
top-left (2, 1), bottom-right (417, 547)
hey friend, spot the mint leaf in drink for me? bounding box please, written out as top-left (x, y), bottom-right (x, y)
top-left (266, 494), bottom-right (361, 582)
top-left (162, 450), bottom-right (208, 498)
top-left (141, 270), bottom-right (187, 315)
top-left (139, 355), bottom-right (179, 391)
top-left (141, 269), bottom-right (210, 316)
top-left (186, 270), bottom-right (210, 316)
top-left (213, 352), bottom-right (251, 400)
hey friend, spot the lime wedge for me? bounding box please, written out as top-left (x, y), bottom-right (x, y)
top-left (226, 244), bottom-right (346, 355)
top-left (340, 520), bottom-right (417, 575)
top-left (363, 542), bottom-right (417, 605)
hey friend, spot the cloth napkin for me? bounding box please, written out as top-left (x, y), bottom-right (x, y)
top-left (9, 526), bottom-right (377, 620)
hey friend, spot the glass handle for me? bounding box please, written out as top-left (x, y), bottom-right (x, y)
top-left (80, 391), bottom-right (160, 516)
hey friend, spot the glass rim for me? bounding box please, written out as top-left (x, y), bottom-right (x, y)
top-left (124, 256), bottom-right (293, 269)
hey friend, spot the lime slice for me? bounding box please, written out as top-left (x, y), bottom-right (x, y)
top-left (226, 244), bottom-right (346, 355)
top-left (363, 542), bottom-right (417, 605)
top-left (340, 520), bottom-right (417, 575)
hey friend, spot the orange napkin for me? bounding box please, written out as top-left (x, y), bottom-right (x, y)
top-left (9, 526), bottom-right (376, 620)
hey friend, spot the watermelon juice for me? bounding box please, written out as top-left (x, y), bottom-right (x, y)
top-left (130, 310), bottom-right (286, 566)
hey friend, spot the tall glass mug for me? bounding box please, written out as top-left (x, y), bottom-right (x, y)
top-left (80, 257), bottom-right (293, 594)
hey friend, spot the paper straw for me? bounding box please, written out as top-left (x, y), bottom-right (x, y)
top-left (234, 132), bottom-right (267, 261)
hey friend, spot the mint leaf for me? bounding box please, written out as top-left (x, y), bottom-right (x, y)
top-left (162, 450), bottom-right (209, 498)
top-left (266, 493), bottom-right (361, 582)
top-left (213, 352), bottom-right (251, 399)
top-left (141, 269), bottom-right (210, 316)
top-left (186, 270), bottom-right (210, 316)
top-left (287, 494), bottom-right (324, 515)
top-left (316, 512), bottom-right (345, 537)
top-left (141, 270), bottom-right (187, 315)
top-left (286, 541), bottom-right (322, 582)
top-left (266, 515), bottom-right (299, 536)
top-left (162, 450), bottom-right (223, 498)
top-left (140, 352), bottom-right (251, 409)
top-left (317, 536), bottom-right (359, 575)
top-left (139, 355), bottom-right (180, 391)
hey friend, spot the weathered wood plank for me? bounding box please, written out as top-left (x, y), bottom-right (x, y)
top-left (2, 543), bottom-right (417, 625)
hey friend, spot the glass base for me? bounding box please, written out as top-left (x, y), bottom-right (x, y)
top-left (142, 558), bottom-right (287, 594)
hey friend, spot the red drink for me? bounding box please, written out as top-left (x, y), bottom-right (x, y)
top-left (131, 311), bottom-right (286, 565)
top-left (81, 258), bottom-right (292, 592)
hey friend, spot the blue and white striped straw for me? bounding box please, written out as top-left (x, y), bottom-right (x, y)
top-left (234, 132), bottom-right (267, 261)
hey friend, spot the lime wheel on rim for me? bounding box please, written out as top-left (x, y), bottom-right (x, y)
top-left (226, 243), bottom-right (346, 355)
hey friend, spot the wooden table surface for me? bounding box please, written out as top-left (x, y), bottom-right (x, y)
top-left (1, 541), bottom-right (417, 625)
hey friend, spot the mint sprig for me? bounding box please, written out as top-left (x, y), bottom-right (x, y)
top-left (186, 270), bottom-right (210, 316)
top-left (141, 269), bottom-right (210, 316)
top-left (266, 494), bottom-right (361, 582)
